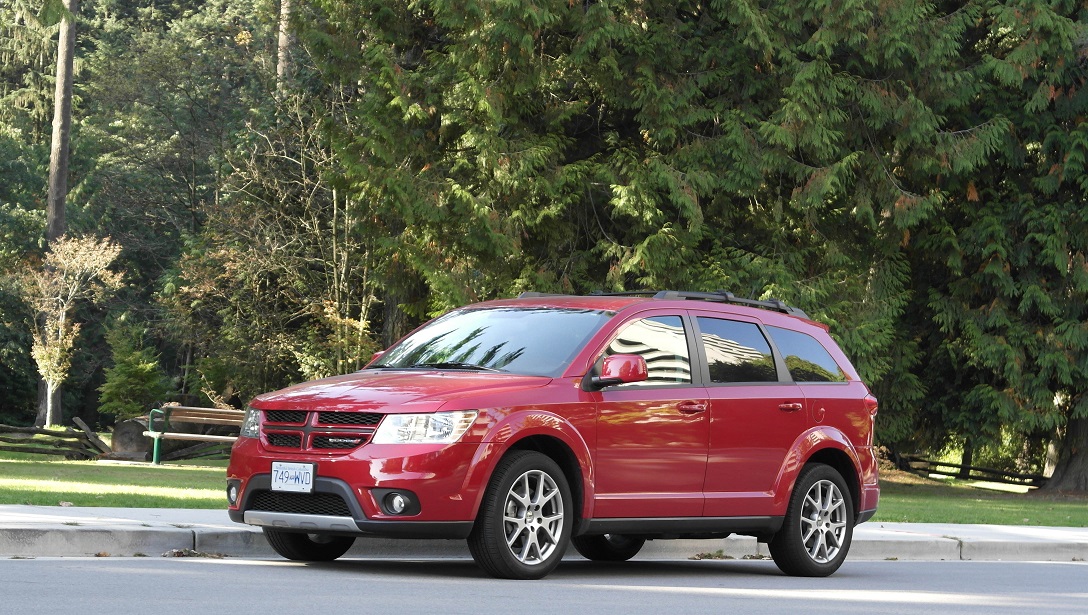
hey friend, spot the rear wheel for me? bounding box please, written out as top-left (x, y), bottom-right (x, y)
top-left (769, 463), bottom-right (854, 577)
top-left (468, 450), bottom-right (572, 579)
top-left (263, 528), bottom-right (355, 561)
top-left (572, 534), bottom-right (645, 562)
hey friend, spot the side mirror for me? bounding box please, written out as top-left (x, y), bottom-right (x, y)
top-left (365, 350), bottom-right (386, 367)
top-left (586, 354), bottom-right (648, 391)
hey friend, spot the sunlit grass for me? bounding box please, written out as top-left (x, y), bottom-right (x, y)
top-left (875, 472), bottom-right (1088, 527)
top-left (0, 456), bottom-right (227, 508)
top-left (2, 478), bottom-right (220, 499)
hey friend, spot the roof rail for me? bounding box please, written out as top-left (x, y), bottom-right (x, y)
top-left (516, 292), bottom-right (571, 299)
top-left (652, 290), bottom-right (809, 318)
top-left (519, 290), bottom-right (809, 318)
top-left (584, 289), bottom-right (809, 318)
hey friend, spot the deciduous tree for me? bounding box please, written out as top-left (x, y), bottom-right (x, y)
top-left (18, 235), bottom-right (122, 426)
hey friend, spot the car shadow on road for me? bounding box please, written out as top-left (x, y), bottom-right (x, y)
top-left (300, 557), bottom-right (788, 580)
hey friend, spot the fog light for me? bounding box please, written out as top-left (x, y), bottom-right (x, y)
top-left (227, 483), bottom-right (239, 506)
top-left (374, 488), bottom-right (419, 515)
top-left (387, 492), bottom-right (407, 514)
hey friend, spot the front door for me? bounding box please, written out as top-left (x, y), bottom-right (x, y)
top-left (592, 314), bottom-right (710, 518)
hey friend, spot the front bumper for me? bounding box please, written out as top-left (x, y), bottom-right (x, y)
top-left (226, 435), bottom-right (497, 539)
top-left (228, 473), bottom-right (473, 538)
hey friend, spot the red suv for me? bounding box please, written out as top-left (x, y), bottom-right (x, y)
top-left (227, 291), bottom-right (879, 579)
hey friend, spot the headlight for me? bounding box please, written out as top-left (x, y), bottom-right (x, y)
top-left (239, 407), bottom-right (260, 438)
top-left (372, 410), bottom-right (478, 444)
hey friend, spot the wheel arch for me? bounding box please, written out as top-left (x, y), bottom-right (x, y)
top-left (774, 427), bottom-right (864, 519)
top-left (804, 447), bottom-right (861, 521)
top-left (506, 434), bottom-right (587, 535)
top-left (462, 409), bottom-right (594, 530)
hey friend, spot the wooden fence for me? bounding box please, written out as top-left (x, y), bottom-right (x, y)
top-left (0, 418), bottom-right (111, 459)
top-left (897, 454), bottom-right (1048, 487)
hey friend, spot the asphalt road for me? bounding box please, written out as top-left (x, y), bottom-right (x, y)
top-left (5, 557), bottom-right (1085, 614)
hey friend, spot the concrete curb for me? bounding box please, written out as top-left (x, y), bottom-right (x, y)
top-left (1, 506), bottom-right (1085, 562)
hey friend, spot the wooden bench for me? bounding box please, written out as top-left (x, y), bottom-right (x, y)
top-left (144, 405), bottom-right (246, 464)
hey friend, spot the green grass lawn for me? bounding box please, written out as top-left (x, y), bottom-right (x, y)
top-left (0, 457), bottom-right (227, 508)
top-left (1, 451), bottom-right (1086, 526)
top-left (872, 472), bottom-right (1088, 527)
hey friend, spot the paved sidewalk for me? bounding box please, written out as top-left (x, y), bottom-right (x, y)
top-left (1, 505), bottom-right (1085, 562)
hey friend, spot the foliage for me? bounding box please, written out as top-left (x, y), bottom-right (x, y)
top-left (897, 1), bottom-right (1088, 484)
top-left (0, 0), bottom-right (1086, 487)
top-left (97, 320), bottom-right (172, 419)
top-left (0, 0), bottom-right (57, 141)
top-left (16, 235), bottom-right (123, 425)
top-left (0, 286), bottom-right (36, 422)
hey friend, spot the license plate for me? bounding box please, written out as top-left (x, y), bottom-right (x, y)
top-left (271, 461), bottom-right (315, 493)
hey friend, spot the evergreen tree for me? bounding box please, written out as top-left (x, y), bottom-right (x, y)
top-left (97, 320), bottom-right (172, 419)
top-left (904, 0), bottom-right (1088, 487)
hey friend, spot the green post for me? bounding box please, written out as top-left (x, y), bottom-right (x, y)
top-left (149, 408), bottom-right (166, 465)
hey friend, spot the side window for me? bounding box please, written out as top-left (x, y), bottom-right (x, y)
top-left (605, 316), bottom-right (691, 384)
top-left (696, 317), bottom-right (777, 383)
top-left (766, 326), bottom-right (847, 383)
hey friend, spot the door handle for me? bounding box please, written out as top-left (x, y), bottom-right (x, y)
top-left (778, 402), bottom-right (803, 412)
top-left (678, 401), bottom-right (708, 414)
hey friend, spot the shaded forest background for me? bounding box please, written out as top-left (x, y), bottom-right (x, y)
top-left (1, 0), bottom-right (1086, 489)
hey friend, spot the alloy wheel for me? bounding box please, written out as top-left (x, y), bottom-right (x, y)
top-left (799, 478), bottom-right (848, 563)
top-left (501, 469), bottom-right (565, 565)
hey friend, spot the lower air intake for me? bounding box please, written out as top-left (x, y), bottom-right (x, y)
top-left (248, 490), bottom-right (352, 517)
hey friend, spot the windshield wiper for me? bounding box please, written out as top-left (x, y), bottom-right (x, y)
top-left (404, 362), bottom-right (505, 372)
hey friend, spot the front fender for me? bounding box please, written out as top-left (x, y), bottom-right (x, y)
top-left (459, 408), bottom-right (596, 521)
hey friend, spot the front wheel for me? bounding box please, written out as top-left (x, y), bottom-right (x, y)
top-left (769, 463), bottom-right (855, 577)
top-left (572, 534), bottom-right (646, 562)
top-left (468, 450), bottom-right (572, 579)
top-left (263, 528), bottom-right (355, 561)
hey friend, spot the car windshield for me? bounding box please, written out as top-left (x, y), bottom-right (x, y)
top-left (371, 307), bottom-right (614, 377)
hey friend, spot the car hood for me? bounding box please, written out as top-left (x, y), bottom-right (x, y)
top-left (249, 370), bottom-right (552, 413)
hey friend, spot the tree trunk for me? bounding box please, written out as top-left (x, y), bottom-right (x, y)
top-left (382, 288), bottom-right (413, 348)
top-left (381, 267), bottom-right (425, 348)
top-left (40, 0), bottom-right (80, 427)
top-left (34, 379), bottom-right (48, 427)
top-left (47, 0), bottom-right (78, 243)
top-left (276, 0), bottom-right (293, 93)
top-left (958, 437), bottom-right (974, 479)
top-left (1043, 417), bottom-right (1088, 492)
top-left (43, 381), bottom-right (60, 427)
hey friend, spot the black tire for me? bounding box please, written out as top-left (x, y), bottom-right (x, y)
top-left (769, 463), bottom-right (855, 577)
top-left (572, 534), bottom-right (646, 562)
top-left (468, 450), bottom-right (573, 580)
top-left (263, 528), bottom-right (355, 561)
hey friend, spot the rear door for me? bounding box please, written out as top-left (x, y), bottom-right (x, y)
top-left (591, 313), bottom-right (710, 518)
top-left (693, 313), bottom-right (810, 518)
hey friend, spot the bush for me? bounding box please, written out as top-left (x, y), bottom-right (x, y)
top-left (97, 322), bottom-right (172, 418)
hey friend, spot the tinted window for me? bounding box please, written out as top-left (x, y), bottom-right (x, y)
top-left (696, 317), bottom-right (777, 383)
top-left (373, 307), bottom-right (613, 377)
top-left (766, 326), bottom-right (847, 383)
top-left (606, 316), bottom-right (691, 384)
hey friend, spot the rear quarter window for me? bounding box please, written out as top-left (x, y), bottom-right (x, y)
top-left (765, 326), bottom-right (848, 383)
